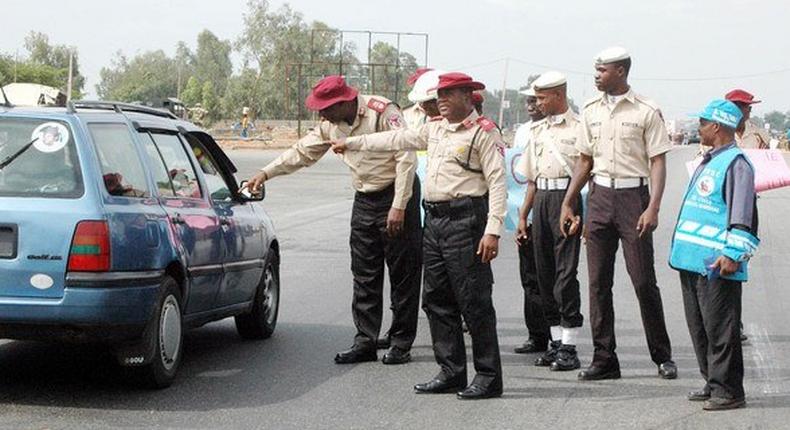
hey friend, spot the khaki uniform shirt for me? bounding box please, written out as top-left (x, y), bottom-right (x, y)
top-left (521, 109), bottom-right (580, 181)
top-left (346, 110), bottom-right (507, 237)
top-left (261, 95), bottom-right (416, 209)
top-left (403, 104), bottom-right (428, 130)
top-left (513, 120), bottom-right (541, 177)
top-left (578, 89), bottom-right (672, 178)
top-left (736, 120), bottom-right (770, 149)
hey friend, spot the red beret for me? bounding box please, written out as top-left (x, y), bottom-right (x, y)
top-left (725, 89), bottom-right (760, 105)
top-left (407, 68), bottom-right (434, 86)
top-left (431, 72), bottom-right (486, 92)
top-left (305, 75), bottom-right (359, 111)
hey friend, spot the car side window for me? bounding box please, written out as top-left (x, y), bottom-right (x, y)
top-left (149, 133), bottom-right (202, 198)
top-left (88, 123), bottom-right (149, 198)
top-left (138, 132), bottom-right (176, 197)
top-left (185, 135), bottom-right (232, 202)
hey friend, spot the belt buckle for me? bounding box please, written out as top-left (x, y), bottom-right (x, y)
top-left (550, 178), bottom-right (557, 189)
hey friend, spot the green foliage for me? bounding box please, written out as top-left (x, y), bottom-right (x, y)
top-left (194, 30), bottom-right (232, 95)
top-left (96, 50), bottom-right (178, 102)
top-left (181, 76), bottom-right (202, 106)
top-left (201, 81), bottom-right (218, 123)
top-left (763, 111), bottom-right (788, 131)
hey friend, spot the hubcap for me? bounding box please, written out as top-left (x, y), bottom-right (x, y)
top-left (262, 265), bottom-right (278, 325)
top-left (159, 295), bottom-right (182, 370)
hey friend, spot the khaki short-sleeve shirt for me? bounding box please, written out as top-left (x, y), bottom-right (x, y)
top-left (261, 95), bottom-right (416, 209)
top-left (521, 109), bottom-right (581, 181)
top-left (577, 89), bottom-right (671, 178)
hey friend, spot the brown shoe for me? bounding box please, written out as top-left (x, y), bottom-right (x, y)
top-left (703, 397), bottom-right (746, 411)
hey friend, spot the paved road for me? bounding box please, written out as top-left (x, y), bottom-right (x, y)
top-left (1, 146), bottom-right (789, 429)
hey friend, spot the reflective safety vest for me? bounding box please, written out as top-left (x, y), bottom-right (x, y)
top-left (669, 146), bottom-right (759, 281)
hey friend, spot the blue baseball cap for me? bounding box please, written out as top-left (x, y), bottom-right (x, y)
top-left (690, 99), bottom-right (743, 129)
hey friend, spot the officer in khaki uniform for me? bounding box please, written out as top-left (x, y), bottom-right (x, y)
top-left (559, 47), bottom-right (676, 381)
top-left (333, 72), bottom-right (507, 400)
top-left (247, 75), bottom-right (422, 366)
top-left (518, 72), bottom-right (584, 372)
top-left (725, 89), bottom-right (770, 149)
top-left (513, 86), bottom-right (551, 354)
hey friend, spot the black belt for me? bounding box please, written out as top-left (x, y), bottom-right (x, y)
top-left (422, 195), bottom-right (487, 219)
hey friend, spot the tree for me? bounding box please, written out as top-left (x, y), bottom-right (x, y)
top-left (181, 76), bottom-right (202, 106)
top-left (23, 31), bottom-right (85, 97)
top-left (96, 50), bottom-right (178, 103)
top-left (194, 30), bottom-right (232, 95)
top-left (763, 111), bottom-right (787, 132)
top-left (201, 81), bottom-right (218, 123)
top-left (367, 41), bottom-right (418, 107)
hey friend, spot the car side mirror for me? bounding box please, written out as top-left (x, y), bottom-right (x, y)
top-left (238, 180), bottom-right (264, 202)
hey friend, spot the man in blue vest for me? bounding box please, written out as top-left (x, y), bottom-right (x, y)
top-left (669, 99), bottom-right (759, 411)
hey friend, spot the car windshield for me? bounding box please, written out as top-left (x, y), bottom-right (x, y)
top-left (0, 117), bottom-right (83, 198)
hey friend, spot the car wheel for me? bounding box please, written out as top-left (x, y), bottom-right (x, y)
top-left (137, 276), bottom-right (183, 389)
top-left (235, 253), bottom-right (280, 340)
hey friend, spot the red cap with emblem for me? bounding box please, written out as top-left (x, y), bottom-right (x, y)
top-left (305, 75), bottom-right (359, 111)
top-left (407, 68), bottom-right (434, 86)
top-left (431, 72), bottom-right (486, 92)
top-left (725, 89), bottom-right (761, 105)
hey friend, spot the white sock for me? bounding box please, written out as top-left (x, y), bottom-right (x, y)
top-left (550, 326), bottom-right (562, 342)
top-left (562, 327), bottom-right (580, 346)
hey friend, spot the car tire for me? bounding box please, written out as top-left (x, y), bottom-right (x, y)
top-left (235, 253), bottom-right (280, 340)
top-left (137, 276), bottom-right (184, 389)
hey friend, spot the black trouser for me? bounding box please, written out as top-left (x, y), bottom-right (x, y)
top-left (679, 270), bottom-right (744, 400)
top-left (585, 184), bottom-right (672, 368)
top-left (350, 177), bottom-right (422, 351)
top-left (533, 189), bottom-right (583, 329)
top-left (518, 226), bottom-right (549, 342)
top-left (422, 196), bottom-right (502, 387)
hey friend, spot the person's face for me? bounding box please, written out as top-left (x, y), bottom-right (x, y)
top-left (437, 88), bottom-right (472, 120)
top-left (526, 96), bottom-right (543, 121)
top-left (420, 99), bottom-right (440, 117)
top-left (735, 102), bottom-right (751, 122)
top-left (42, 130), bottom-right (58, 145)
top-left (594, 63), bottom-right (621, 92)
top-left (535, 88), bottom-right (562, 116)
top-left (698, 119), bottom-right (717, 146)
top-left (319, 100), bottom-right (354, 124)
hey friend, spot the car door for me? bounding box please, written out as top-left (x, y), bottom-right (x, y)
top-left (183, 133), bottom-right (265, 307)
top-left (140, 130), bottom-right (223, 314)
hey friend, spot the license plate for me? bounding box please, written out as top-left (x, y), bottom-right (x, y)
top-left (0, 224), bottom-right (17, 259)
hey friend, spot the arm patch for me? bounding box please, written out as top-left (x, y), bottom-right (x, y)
top-left (367, 98), bottom-right (388, 113)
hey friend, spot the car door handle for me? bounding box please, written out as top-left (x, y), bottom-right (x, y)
top-left (171, 214), bottom-right (186, 225)
top-left (219, 216), bottom-right (231, 226)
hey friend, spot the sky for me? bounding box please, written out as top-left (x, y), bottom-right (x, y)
top-left (3, 0), bottom-right (790, 122)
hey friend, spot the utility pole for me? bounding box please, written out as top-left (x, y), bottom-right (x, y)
top-left (497, 58), bottom-right (509, 128)
top-left (66, 51), bottom-right (73, 103)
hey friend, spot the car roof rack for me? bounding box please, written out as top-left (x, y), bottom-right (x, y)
top-left (67, 100), bottom-right (178, 120)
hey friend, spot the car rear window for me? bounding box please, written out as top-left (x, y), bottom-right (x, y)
top-left (0, 118), bottom-right (83, 198)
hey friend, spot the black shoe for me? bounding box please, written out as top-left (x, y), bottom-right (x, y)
top-left (534, 340), bottom-right (561, 366)
top-left (334, 347), bottom-right (377, 364)
top-left (550, 345), bottom-right (581, 371)
top-left (514, 338), bottom-right (548, 354)
top-left (382, 347), bottom-right (411, 365)
top-left (703, 397), bottom-right (746, 411)
top-left (456, 382), bottom-right (503, 400)
top-left (658, 361), bottom-right (678, 379)
top-left (376, 332), bottom-right (391, 350)
top-left (578, 364), bottom-right (621, 381)
top-left (688, 386), bottom-right (712, 401)
top-left (414, 375), bottom-right (467, 394)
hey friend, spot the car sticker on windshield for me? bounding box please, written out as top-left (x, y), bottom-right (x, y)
top-left (31, 122), bottom-right (69, 153)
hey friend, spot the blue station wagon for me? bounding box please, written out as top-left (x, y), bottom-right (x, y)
top-left (0, 101), bottom-right (280, 388)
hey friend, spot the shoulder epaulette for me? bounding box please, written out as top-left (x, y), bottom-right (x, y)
top-left (476, 116), bottom-right (497, 132)
top-left (367, 98), bottom-right (389, 113)
top-left (633, 93), bottom-right (660, 111)
top-left (583, 94), bottom-right (603, 108)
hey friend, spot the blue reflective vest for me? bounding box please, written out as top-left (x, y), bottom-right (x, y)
top-left (669, 146), bottom-right (759, 281)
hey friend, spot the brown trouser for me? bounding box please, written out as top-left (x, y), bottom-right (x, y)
top-left (585, 183), bottom-right (672, 368)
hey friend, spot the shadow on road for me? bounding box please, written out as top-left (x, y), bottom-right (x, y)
top-left (0, 321), bottom-right (355, 411)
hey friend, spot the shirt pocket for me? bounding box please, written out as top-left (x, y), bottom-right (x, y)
top-left (619, 123), bottom-right (644, 154)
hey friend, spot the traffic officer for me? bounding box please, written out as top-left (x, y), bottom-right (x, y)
top-left (725, 89), bottom-right (770, 149)
top-left (669, 99), bottom-right (758, 411)
top-left (402, 68), bottom-right (434, 129)
top-left (376, 69), bottom-right (442, 350)
top-left (559, 47), bottom-right (677, 381)
top-left (332, 72), bottom-right (507, 400)
top-left (519, 71), bottom-right (584, 371)
top-left (513, 85), bottom-right (550, 354)
top-left (246, 75), bottom-right (422, 365)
